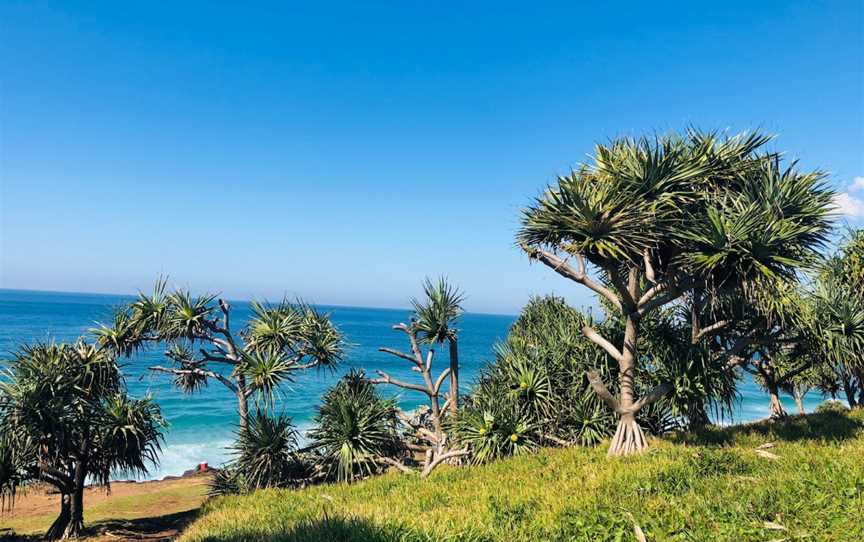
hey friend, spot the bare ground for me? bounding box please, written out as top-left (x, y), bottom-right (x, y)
top-left (0, 473), bottom-right (211, 541)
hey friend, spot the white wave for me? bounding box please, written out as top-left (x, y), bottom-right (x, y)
top-left (141, 439), bottom-right (234, 481)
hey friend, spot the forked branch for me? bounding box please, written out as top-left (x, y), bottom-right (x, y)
top-left (523, 245), bottom-right (623, 311)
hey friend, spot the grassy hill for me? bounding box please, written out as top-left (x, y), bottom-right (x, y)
top-left (179, 410), bottom-right (863, 542)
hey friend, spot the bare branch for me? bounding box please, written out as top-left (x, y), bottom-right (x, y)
top-left (643, 249), bottom-right (657, 284)
top-left (608, 266), bottom-right (637, 309)
top-left (523, 245), bottom-right (623, 311)
top-left (694, 320), bottom-right (730, 342)
top-left (630, 382), bottom-right (673, 412)
top-left (379, 347), bottom-right (421, 365)
top-left (586, 370), bottom-right (620, 413)
top-left (433, 368), bottom-right (452, 396)
top-left (375, 456), bottom-right (415, 475)
top-left (440, 396), bottom-right (453, 416)
top-left (420, 449), bottom-right (469, 478)
top-left (425, 348), bottom-right (434, 372)
top-left (371, 370), bottom-right (430, 395)
top-left (200, 349), bottom-right (236, 364)
top-left (582, 326), bottom-right (624, 362)
top-left (637, 277), bottom-right (698, 315)
top-left (416, 427), bottom-right (441, 445)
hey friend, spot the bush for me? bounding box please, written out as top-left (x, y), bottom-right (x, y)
top-left (210, 411), bottom-right (309, 496)
top-left (458, 296), bottom-right (615, 455)
top-left (307, 369), bottom-right (403, 483)
top-left (456, 296), bottom-right (737, 462)
top-left (816, 400), bottom-right (850, 414)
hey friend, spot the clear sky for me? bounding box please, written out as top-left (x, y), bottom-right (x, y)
top-left (1, 1), bottom-right (862, 314)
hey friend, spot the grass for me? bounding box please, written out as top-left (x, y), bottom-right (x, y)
top-left (179, 410), bottom-right (864, 542)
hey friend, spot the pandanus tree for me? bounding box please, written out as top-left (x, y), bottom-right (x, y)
top-left (0, 341), bottom-right (164, 540)
top-left (815, 229), bottom-right (864, 406)
top-left (93, 279), bottom-right (344, 430)
top-left (412, 278), bottom-right (465, 413)
top-left (518, 129), bottom-right (833, 456)
top-left (810, 250), bottom-right (864, 407)
top-left (308, 370), bottom-right (405, 482)
top-left (372, 278), bottom-right (467, 477)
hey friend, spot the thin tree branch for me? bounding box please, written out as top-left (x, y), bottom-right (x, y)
top-left (643, 249), bottom-right (657, 283)
top-left (379, 347), bottom-right (421, 365)
top-left (607, 266), bottom-right (637, 309)
top-left (375, 456), bottom-right (415, 475)
top-left (586, 370), bottom-right (620, 413)
top-left (581, 326), bottom-right (624, 362)
top-left (370, 370), bottom-right (430, 395)
top-left (420, 449), bottom-right (469, 478)
top-left (523, 245), bottom-right (623, 311)
top-left (433, 368), bottom-right (452, 396)
top-left (200, 349), bottom-right (236, 364)
top-left (694, 320), bottom-right (730, 342)
top-left (631, 382), bottom-right (674, 412)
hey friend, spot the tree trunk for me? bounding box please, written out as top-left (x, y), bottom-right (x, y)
top-left (854, 368), bottom-right (864, 408)
top-left (63, 485), bottom-right (85, 539)
top-left (448, 338), bottom-right (459, 414)
top-left (45, 493), bottom-right (71, 541)
top-left (236, 376), bottom-right (249, 431)
top-left (688, 403), bottom-right (711, 430)
top-left (793, 388), bottom-right (805, 416)
top-left (607, 314), bottom-right (649, 457)
top-left (768, 386), bottom-right (787, 419)
top-left (842, 375), bottom-right (858, 408)
top-left (608, 412), bottom-right (647, 457)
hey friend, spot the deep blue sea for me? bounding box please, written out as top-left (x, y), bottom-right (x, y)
top-left (0, 289), bottom-right (827, 479)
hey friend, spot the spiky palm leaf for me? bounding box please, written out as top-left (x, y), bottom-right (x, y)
top-left (412, 277), bottom-right (464, 345)
top-left (308, 370), bottom-right (400, 483)
top-left (229, 411), bottom-right (305, 490)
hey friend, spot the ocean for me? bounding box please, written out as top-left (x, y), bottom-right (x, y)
top-left (0, 289), bottom-right (828, 479)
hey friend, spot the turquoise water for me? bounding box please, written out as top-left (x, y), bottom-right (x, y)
top-left (0, 289), bottom-right (827, 479)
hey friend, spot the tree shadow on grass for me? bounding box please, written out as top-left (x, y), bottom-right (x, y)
top-left (194, 515), bottom-right (424, 542)
top-left (672, 411), bottom-right (864, 447)
top-left (0, 509), bottom-right (200, 542)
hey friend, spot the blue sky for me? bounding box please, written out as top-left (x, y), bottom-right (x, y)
top-left (1, 1), bottom-right (862, 314)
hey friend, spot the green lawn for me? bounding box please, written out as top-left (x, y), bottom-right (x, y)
top-left (179, 410), bottom-right (864, 542)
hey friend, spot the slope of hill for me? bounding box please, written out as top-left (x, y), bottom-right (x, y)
top-left (179, 410), bottom-right (863, 542)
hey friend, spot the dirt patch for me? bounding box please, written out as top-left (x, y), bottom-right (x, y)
top-left (1, 473), bottom-right (211, 541)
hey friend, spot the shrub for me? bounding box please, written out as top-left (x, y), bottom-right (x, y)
top-left (816, 400), bottom-right (850, 414)
top-left (457, 296), bottom-right (737, 462)
top-left (308, 369), bottom-right (403, 482)
top-left (210, 411), bottom-right (309, 496)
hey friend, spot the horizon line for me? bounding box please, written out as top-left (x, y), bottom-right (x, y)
top-left (0, 287), bottom-right (519, 318)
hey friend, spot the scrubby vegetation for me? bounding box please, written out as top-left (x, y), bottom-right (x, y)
top-left (179, 409), bottom-right (864, 542)
top-left (0, 342), bottom-right (165, 540)
top-left (4, 128), bottom-right (862, 540)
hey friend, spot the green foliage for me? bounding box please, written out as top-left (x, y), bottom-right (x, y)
top-left (458, 296), bottom-right (613, 455)
top-left (0, 340), bottom-right (165, 538)
top-left (211, 411), bottom-right (308, 496)
top-left (93, 279), bottom-right (345, 418)
top-left (815, 400), bottom-right (849, 414)
top-left (410, 277), bottom-right (465, 345)
top-left (179, 410), bottom-right (864, 542)
top-left (308, 370), bottom-right (402, 483)
top-left (457, 296), bottom-right (737, 461)
top-left (455, 405), bottom-right (539, 464)
top-left (518, 131), bottom-right (832, 286)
